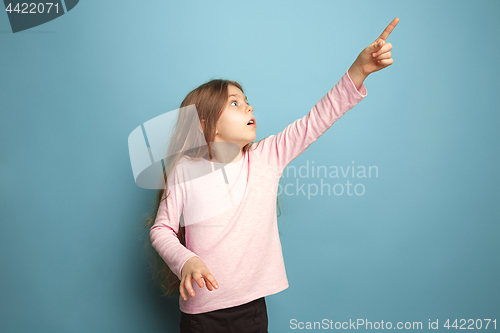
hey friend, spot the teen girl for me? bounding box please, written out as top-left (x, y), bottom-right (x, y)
top-left (146, 18), bottom-right (399, 333)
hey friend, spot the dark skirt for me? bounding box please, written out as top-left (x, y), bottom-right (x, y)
top-left (179, 297), bottom-right (268, 333)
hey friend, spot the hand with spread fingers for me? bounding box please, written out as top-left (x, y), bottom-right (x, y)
top-left (348, 18), bottom-right (399, 88)
top-left (180, 256), bottom-right (219, 301)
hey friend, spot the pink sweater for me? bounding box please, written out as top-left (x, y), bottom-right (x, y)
top-left (150, 70), bottom-right (368, 314)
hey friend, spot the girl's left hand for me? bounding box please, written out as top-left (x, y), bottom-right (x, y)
top-left (351, 18), bottom-right (400, 77)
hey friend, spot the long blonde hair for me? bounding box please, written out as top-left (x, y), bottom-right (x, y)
top-left (141, 78), bottom-right (282, 297)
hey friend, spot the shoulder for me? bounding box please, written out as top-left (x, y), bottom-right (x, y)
top-left (247, 136), bottom-right (275, 155)
top-left (165, 155), bottom-right (195, 187)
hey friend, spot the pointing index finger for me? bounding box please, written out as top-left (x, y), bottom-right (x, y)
top-left (377, 17), bottom-right (399, 43)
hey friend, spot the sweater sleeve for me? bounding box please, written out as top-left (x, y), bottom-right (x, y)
top-left (149, 166), bottom-right (200, 281)
top-left (253, 70), bottom-right (368, 174)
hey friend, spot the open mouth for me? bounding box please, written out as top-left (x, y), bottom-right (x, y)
top-left (247, 119), bottom-right (256, 127)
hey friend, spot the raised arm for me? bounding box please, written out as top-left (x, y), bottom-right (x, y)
top-left (253, 70), bottom-right (367, 174)
top-left (253, 18), bottom-right (399, 173)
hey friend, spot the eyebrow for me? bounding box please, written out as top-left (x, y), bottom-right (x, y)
top-left (228, 94), bottom-right (248, 102)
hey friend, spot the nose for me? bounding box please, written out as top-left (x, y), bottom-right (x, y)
top-left (246, 104), bottom-right (253, 113)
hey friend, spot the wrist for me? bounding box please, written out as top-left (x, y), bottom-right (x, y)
top-left (348, 64), bottom-right (368, 91)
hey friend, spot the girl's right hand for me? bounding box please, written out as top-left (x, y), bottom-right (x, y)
top-left (180, 256), bottom-right (219, 301)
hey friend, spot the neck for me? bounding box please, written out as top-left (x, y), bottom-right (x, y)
top-left (210, 148), bottom-right (243, 163)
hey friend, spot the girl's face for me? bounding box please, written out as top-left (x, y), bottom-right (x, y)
top-left (214, 84), bottom-right (256, 149)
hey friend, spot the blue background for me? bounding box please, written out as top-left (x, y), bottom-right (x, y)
top-left (1, 0), bottom-right (499, 332)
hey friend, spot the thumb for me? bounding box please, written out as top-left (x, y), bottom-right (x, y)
top-left (371, 39), bottom-right (384, 51)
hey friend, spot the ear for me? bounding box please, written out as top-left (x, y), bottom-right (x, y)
top-left (198, 119), bottom-right (218, 135)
